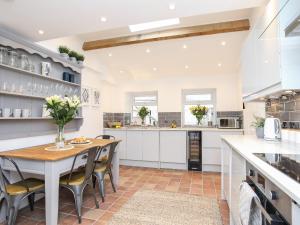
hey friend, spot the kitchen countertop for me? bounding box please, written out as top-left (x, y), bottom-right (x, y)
top-left (104, 127), bottom-right (243, 132)
top-left (221, 135), bottom-right (300, 204)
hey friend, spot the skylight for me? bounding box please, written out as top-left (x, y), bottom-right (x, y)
top-left (129, 18), bottom-right (180, 32)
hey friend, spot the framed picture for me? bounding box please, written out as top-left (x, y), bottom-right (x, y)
top-left (81, 86), bottom-right (91, 106)
top-left (92, 89), bottom-right (100, 107)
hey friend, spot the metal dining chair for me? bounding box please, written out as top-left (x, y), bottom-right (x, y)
top-left (95, 135), bottom-right (115, 163)
top-left (59, 147), bottom-right (99, 224)
top-left (0, 156), bottom-right (44, 225)
top-left (93, 141), bottom-right (119, 202)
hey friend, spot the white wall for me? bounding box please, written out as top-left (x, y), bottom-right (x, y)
top-left (102, 73), bottom-right (243, 113)
top-left (243, 102), bottom-right (266, 135)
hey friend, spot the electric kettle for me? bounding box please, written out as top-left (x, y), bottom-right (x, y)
top-left (264, 118), bottom-right (281, 141)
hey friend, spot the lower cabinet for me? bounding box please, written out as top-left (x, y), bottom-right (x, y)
top-left (160, 131), bottom-right (187, 164)
top-left (141, 131), bottom-right (159, 161)
top-left (103, 130), bottom-right (127, 159)
top-left (126, 131), bottom-right (143, 160)
top-left (221, 139), bottom-right (246, 225)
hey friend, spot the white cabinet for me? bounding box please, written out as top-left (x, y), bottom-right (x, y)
top-left (126, 131), bottom-right (142, 160)
top-left (103, 130), bottom-right (127, 159)
top-left (202, 148), bottom-right (221, 165)
top-left (141, 131), bottom-right (159, 161)
top-left (230, 148), bottom-right (246, 225)
top-left (221, 140), bottom-right (232, 203)
top-left (160, 131), bottom-right (186, 164)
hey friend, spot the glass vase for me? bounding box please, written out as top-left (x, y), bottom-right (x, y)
top-left (196, 116), bottom-right (203, 126)
top-left (55, 125), bottom-right (65, 149)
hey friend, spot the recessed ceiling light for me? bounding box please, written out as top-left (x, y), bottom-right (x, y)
top-left (100, 17), bottom-right (107, 22)
top-left (221, 41), bottom-right (226, 46)
top-left (185, 65), bottom-right (189, 69)
top-left (264, 60), bottom-right (269, 64)
top-left (153, 67), bottom-right (157, 71)
top-left (218, 63), bottom-right (222, 67)
top-left (108, 53), bottom-right (112, 57)
top-left (182, 44), bottom-right (187, 49)
top-left (169, 3), bottom-right (176, 10)
top-left (119, 70), bottom-right (124, 74)
top-left (146, 48), bottom-right (151, 53)
top-left (129, 18), bottom-right (180, 32)
top-left (38, 30), bottom-right (44, 35)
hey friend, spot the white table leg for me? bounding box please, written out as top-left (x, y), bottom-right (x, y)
top-left (112, 151), bottom-right (119, 186)
top-left (45, 161), bottom-right (60, 225)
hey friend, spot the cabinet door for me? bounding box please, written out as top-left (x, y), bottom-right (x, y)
top-left (160, 131), bottom-right (186, 164)
top-left (126, 131), bottom-right (142, 160)
top-left (221, 140), bottom-right (231, 203)
top-left (202, 148), bottom-right (221, 165)
top-left (202, 131), bottom-right (243, 148)
top-left (104, 130), bottom-right (126, 159)
top-left (142, 131), bottom-right (159, 161)
top-left (230, 149), bottom-right (246, 225)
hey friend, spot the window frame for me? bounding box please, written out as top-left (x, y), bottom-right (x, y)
top-left (181, 88), bottom-right (217, 126)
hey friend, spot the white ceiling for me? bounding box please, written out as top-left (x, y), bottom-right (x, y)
top-left (0, 0), bottom-right (265, 41)
top-left (89, 31), bottom-right (248, 81)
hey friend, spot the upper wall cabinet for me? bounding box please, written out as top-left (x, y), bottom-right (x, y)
top-left (242, 0), bottom-right (300, 101)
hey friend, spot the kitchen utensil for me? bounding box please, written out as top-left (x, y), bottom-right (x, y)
top-left (21, 109), bottom-right (31, 118)
top-left (264, 117), bottom-right (281, 141)
top-left (41, 62), bottom-right (51, 76)
top-left (2, 108), bottom-right (11, 117)
top-left (13, 109), bottom-right (21, 118)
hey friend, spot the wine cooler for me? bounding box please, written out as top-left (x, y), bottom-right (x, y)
top-left (188, 131), bottom-right (202, 171)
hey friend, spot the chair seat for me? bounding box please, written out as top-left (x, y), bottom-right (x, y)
top-left (94, 163), bottom-right (107, 173)
top-left (6, 178), bottom-right (44, 196)
top-left (60, 172), bottom-right (85, 186)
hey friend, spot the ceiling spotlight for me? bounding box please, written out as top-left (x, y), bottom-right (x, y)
top-left (185, 65), bottom-right (189, 69)
top-left (218, 63), bottom-right (222, 67)
top-left (153, 67), bottom-right (157, 71)
top-left (38, 30), bottom-right (44, 35)
top-left (108, 53), bottom-right (112, 57)
top-left (264, 60), bottom-right (269, 64)
top-left (169, 3), bottom-right (176, 10)
top-left (146, 48), bottom-right (151, 53)
top-left (221, 41), bottom-right (226, 46)
top-left (100, 17), bottom-right (107, 22)
top-left (119, 70), bottom-right (124, 74)
top-left (182, 44), bottom-right (187, 49)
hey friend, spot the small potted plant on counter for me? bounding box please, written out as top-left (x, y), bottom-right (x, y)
top-left (251, 115), bottom-right (265, 138)
top-left (190, 105), bottom-right (208, 126)
top-left (68, 50), bottom-right (78, 63)
top-left (76, 54), bottom-right (85, 66)
top-left (138, 106), bottom-right (150, 125)
top-left (58, 45), bottom-right (70, 59)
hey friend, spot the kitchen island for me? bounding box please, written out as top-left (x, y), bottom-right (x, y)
top-left (104, 127), bottom-right (243, 171)
top-left (221, 135), bottom-right (300, 225)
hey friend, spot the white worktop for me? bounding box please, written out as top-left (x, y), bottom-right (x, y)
top-left (104, 127), bottom-right (243, 132)
top-left (221, 135), bottom-right (300, 204)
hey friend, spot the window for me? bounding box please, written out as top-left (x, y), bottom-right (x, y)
top-left (182, 89), bottom-right (216, 126)
top-left (131, 92), bottom-right (158, 125)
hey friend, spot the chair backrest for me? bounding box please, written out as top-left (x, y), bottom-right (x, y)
top-left (0, 156), bottom-right (28, 194)
top-left (67, 147), bottom-right (98, 185)
top-left (95, 135), bottom-right (115, 140)
top-left (96, 141), bottom-right (120, 171)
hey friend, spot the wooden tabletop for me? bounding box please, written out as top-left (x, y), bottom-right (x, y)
top-left (0, 138), bottom-right (120, 161)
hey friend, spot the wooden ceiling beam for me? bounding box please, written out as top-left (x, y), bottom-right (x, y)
top-left (82, 19), bottom-right (250, 51)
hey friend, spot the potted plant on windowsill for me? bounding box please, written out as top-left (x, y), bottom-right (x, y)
top-left (138, 106), bottom-right (150, 126)
top-left (251, 115), bottom-right (265, 139)
top-left (190, 105), bottom-right (208, 126)
top-left (58, 45), bottom-right (70, 59)
top-left (68, 50), bottom-right (78, 63)
top-left (45, 95), bottom-right (81, 149)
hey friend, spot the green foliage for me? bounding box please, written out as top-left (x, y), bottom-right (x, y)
top-left (138, 106), bottom-right (150, 121)
top-left (58, 45), bottom-right (70, 54)
top-left (68, 50), bottom-right (78, 58)
top-left (76, 54), bottom-right (85, 61)
top-left (251, 115), bottom-right (265, 128)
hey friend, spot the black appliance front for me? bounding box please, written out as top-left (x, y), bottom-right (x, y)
top-left (188, 131), bottom-right (202, 171)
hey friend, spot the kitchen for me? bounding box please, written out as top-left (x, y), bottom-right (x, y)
top-left (0, 0), bottom-right (300, 225)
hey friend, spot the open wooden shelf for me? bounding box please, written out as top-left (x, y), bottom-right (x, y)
top-left (0, 90), bottom-right (45, 99)
top-left (0, 63), bottom-right (80, 87)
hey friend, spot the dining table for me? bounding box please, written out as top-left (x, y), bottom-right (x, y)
top-left (0, 138), bottom-right (120, 225)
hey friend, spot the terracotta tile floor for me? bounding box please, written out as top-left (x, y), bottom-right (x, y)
top-left (1, 166), bottom-right (230, 225)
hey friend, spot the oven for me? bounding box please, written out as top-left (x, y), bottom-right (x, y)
top-left (245, 162), bottom-right (291, 225)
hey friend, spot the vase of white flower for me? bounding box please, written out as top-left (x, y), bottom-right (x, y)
top-left (190, 105), bottom-right (208, 126)
top-left (45, 95), bottom-right (80, 149)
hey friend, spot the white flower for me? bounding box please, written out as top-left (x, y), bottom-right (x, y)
top-left (46, 95), bottom-right (62, 105)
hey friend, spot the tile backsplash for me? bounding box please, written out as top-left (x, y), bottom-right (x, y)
top-left (266, 92), bottom-right (300, 129)
top-left (158, 112), bottom-right (181, 127)
top-left (103, 113), bottom-right (131, 128)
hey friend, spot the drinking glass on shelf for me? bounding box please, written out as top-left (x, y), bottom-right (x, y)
top-left (7, 50), bottom-right (19, 68)
top-left (20, 54), bottom-right (29, 70)
top-left (0, 47), bottom-right (8, 65)
top-left (26, 81), bottom-right (32, 95)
